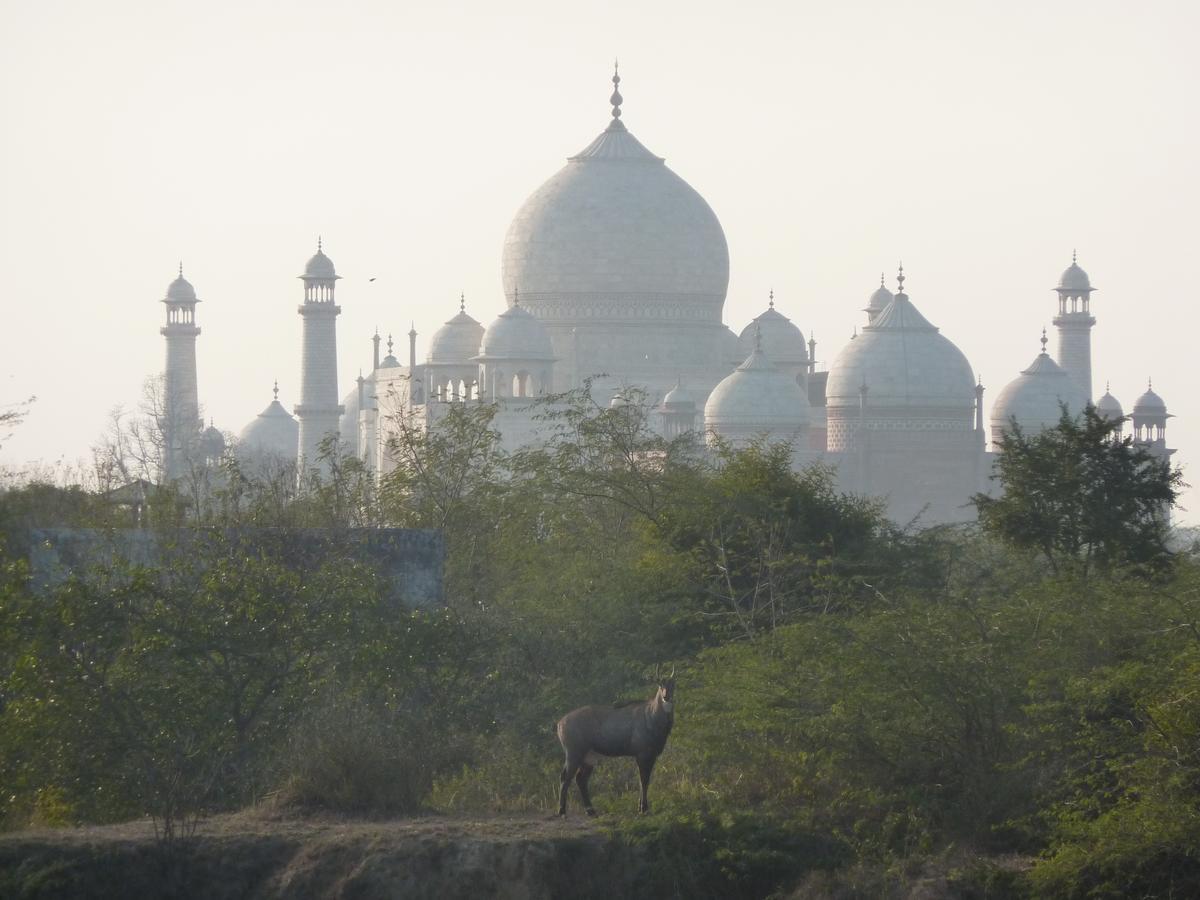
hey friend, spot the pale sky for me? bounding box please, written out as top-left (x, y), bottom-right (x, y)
top-left (2, 0), bottom-right (1197, 519)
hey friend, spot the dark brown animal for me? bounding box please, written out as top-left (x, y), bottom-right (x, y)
top-left (555, 675), bottom-right (675, 816)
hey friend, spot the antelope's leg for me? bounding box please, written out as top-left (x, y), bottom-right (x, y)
top-left (559, 757), bottom-right (581, 816)
top-left (636, 755), bottom-right (657, 814)
top-left (576, 762), bottom-right (597, 816)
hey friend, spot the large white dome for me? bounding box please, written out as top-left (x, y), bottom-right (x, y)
top-left (501, 87), bottom-right (729, 325)
top-left (991, 349), bottom-right (1089, 446)
top-left (826, 291), bottom-right (976, 415)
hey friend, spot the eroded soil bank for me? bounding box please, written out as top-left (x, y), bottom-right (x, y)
top-left (0, 812), bottom-right (648, 900)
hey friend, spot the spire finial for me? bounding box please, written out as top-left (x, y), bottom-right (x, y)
top-left (896, 263), bottom-right (905, 294)
top-left (460, 291), bottom-right (466, 312)
top-left (178, 261), bottom-right (183, 279)
top-left (387, 333), bottom-right (394, 355)
top-left (1106, 380), bottom-right (1111, 393)
top-left (318, 235), bottom-right (322, 253)
top-left (768, 288), bottom-right (775, 309)
top-left (610, 61), bottom-right (623, 120)
top-left (1148, 376), bottom-right (1153, 390)
top-left (1072, 248), bottom-right (1077, 265)
top-left (880, 272), bottom-right (886, 289)
top-left (409, 319), bottom-right (417, 337)
top-left (1040, 327), bottom-right (1048, 353)
top-left (273, 379), bottom-right (279, 401)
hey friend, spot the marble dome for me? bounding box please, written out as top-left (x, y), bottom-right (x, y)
top-left (166, 271), bottom-right (197, 302)
top-left (478, 304), bottom-right (554, 360)
top-left (1133, 385), bottom-right (1167, 415)
top-left (826, 289), bottom-right (975, 414)
top-left (737, 302), bottom-right (807, 370)
top-left (501, 79), bottom-right (729, 325)
top-left (429, 306), bottom-right (485, 364)
top-left (303, 246), bottom-right (337, 280)
top-left (1096, 389), bottom-right (1124, 421)
top-left (239, 388), bottom-right (299, 461)
top-left (866, 274), bottom-right (893, 319)
top-left (705, 346), bottom-right (810, 435)
top-left (990, 349), bottom-right (1089, 444)
top-left (1057, 257), bottom-right (1092, 293)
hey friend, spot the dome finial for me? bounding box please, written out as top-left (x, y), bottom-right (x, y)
top-left (1072, 248), bottom-right (1077, 265)
top-left (896, 263), bottom-right (905, 294)
top-left (879, 272), bottom-right (886, 288)
top-left (317, 235), bottom-right (322, 253)
top-left (178, 261), bottom-right (183, 279)
top-left (460, 291), bottom-right (465, 313)
top-left (387, 333), bottom-right (394, 355)
top-left (768, 288), bottom-right (774, 309)
top-left (610, 60), bottom-right (623, 120)
top-left (1106, 380), bottom-right (1111, 392)
top-left (1040, 327), bottom-right (1048, 354)
top-left (273, 379), bottom-right (279, 401)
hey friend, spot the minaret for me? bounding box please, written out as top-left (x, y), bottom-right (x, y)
top-left (160, 263), bottom-right (202, 481)
top-left (1052, 251), bottom-right (1097, 401)
top-left (294, 238), bottom-right (344, 473)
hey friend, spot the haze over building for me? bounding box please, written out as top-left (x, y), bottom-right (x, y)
top-left (158, 70), bottom-right (1176, 526)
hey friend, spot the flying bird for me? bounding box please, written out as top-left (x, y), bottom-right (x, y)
top-left (368, 277), bottom-right (377, 282)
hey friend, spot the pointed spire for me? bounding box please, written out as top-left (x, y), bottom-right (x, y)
top-left (409, 320), bottom-right (417, 337)
top-left (768, 288), bottom-right (775, 309)
top-left (273, 379), bottom-right (279, 401)
top-left (1040, 327), bottom-right (1048, 354)
top-left (610, 60), bottom-right (623, 120)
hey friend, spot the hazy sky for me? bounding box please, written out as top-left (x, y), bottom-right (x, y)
top-left (2, 0), bottom-right (1197, 518)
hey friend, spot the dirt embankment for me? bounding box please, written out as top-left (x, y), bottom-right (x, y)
top-left (0, 812), bottom-right (646, 900)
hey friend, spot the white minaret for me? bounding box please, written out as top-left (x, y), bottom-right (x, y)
top-left (294, 239), bottom-right (344, 473)
top-left (1052, 251), bottom-right (1096, 402)
top-left (161, 264), bottom-right (202, 481)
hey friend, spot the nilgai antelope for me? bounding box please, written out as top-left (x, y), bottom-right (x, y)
top-left (556, 673), bottom-right (675, 816)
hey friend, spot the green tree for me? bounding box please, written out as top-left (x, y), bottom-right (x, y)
top-left (973, 406), bottom-right (1181, 577)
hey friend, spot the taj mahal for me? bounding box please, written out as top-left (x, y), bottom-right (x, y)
top-left (156, 69), bottom-right (1176, 526)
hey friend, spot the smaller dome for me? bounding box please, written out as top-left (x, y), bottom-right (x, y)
top-left (200, 424), bottom-right (225, 459)
top-left (705, 346), bottom-right (810, 435)
top-left (866, 274), bottom-right (893, 316)
top-left (1133, 385), bottom-right (1167, 415)
top-left (379, 352), bottom-right (401, 368)
top-left (428, 306), bottom-right (485, 365)
top-left (990, 349), bottom-right (1089, 443)
top-left (302, 243), bottom-right (338, 280)
top-left (478, 304), bottom-right (554, 361)
top-left (1096, 388), bottom-right (1124, 420)
top-left (661, 382), bottom-right (694, 408)
top-left (166, 271), bottom-right (197, 302)
top-left (737, 297), bottom-right (807, 368)
top-left (1057, 254), bottom-right (1093, 292)
top-left (238, 389), bottom-right (299, 461)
